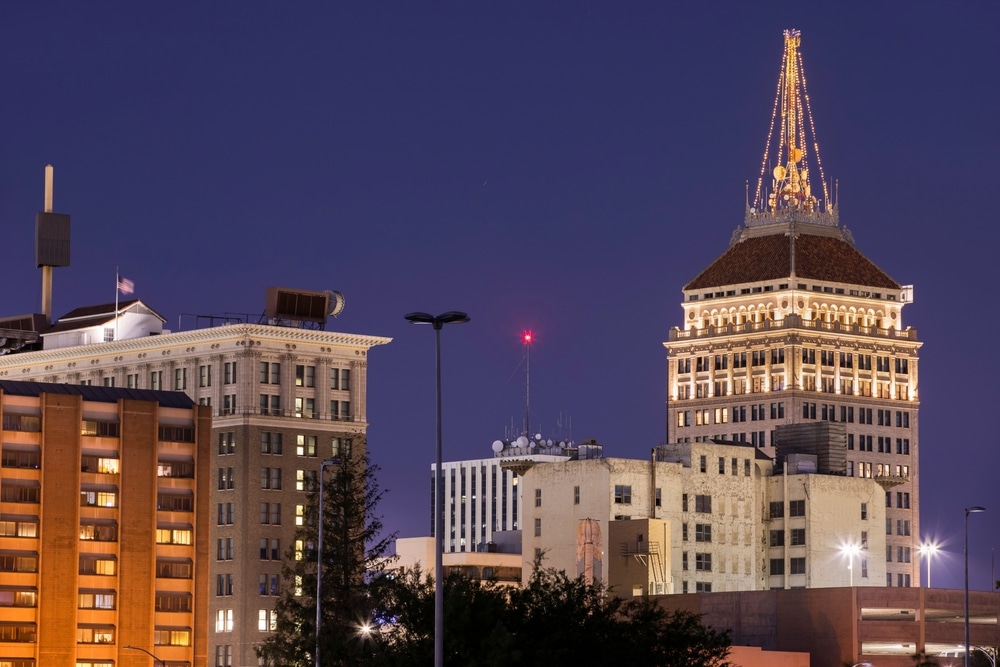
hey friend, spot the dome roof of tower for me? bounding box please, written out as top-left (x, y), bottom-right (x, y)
top-left (684, 230), bottom-right (900, 291)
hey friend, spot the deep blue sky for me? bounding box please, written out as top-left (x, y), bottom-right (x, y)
top-left (2, 3), bottom-right (997, 590)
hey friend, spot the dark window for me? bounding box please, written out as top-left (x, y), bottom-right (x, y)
top-left (695, 495), bottom-right (711, 513)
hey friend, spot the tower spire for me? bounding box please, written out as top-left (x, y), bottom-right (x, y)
top-left (747, 29), bottom-right (836, 228)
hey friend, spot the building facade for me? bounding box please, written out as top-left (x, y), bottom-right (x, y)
top-left (434, 436), bottom-right (573, 553)
top-left (664, 29), bottom-right (921, 587)
top-left (517, 438), bottom-right (887, 597)
top-left (0, 300), bottom-right (390, 667)
top-left (0, 381), bottom-right (211, 667)
top-left (655, 586), bottom-right (1000, 667)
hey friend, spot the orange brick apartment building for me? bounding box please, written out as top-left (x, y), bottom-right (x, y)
top-left (0, 381), bottom-right (211, 667)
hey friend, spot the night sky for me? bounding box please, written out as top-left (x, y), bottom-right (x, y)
top-left (2, 3), bottom-right (997, 591)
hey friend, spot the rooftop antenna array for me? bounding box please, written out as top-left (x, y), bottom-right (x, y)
top-left (522, 331), bottom-right (533, 437)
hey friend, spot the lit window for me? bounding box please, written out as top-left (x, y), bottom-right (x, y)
top-left (258, 609), bottom-right (277, 632)
top-left (215, 609), bottom-right (234, 633)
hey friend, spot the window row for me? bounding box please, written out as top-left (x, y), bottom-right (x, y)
top-left (769, 557), bottom-right (807, 575)
top-left (680, 552), bottom-right (713, 571)
top-left (769, 528), bottom-right (806, 546)
top-left (221, 432), bottom-right (349, 458)
top-left (679, 352), bottom-right (910, 374)
top-left (847, 435), bottom-right (909, 455)
top-left (847, 461), bottom-right (910, 479)
top-left (681, 494), bottom-right (712, 513)
top-left (697, 455), bottom-right (752, 477)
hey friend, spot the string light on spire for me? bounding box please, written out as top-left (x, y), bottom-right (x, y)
top-left (747, 29), bottom-right (838, 228)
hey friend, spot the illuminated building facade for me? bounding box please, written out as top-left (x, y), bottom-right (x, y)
top-left (0, 381), bottom-right (211, 667)
top-left (0, 293), bottom-right (390, 667)
top-left (517, 438), bottom-right (887, 596)
top-left (434, 436), bottom-right (573, 554)
top-left (664, 30), bottom-right (921, 587)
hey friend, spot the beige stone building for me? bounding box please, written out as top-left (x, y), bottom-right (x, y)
top-left (0, 294), bottom-right (390, 667)
top-left (393, 535), bottom-right (522, 586)
top-left (517, 437), bottom-right (887, 597)
top-left (0, 381), bottom-right (211, 667)
top-left (664, 28), bottom-right (921, 588)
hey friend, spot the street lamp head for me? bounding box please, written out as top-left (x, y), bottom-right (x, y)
top-left (404, 312), bottom-right (436, 325)
top-left (436, 311), bottom-right (470, 325)
top-left (919, 542), bottom-right (939, 556)
top-left (965, 506), bottom-right (986, 516)
top-left (839, 543), bottom-right (862, 557)
top-left (405, 311), bottom-right (470, 329)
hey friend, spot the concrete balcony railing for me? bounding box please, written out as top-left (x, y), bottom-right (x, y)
top-left (668, 315), bottom-right (918, 342)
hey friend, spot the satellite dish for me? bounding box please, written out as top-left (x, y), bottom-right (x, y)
top-left (546, 439), bottom-right (552, 447)
top-left (491, 440), bottom-right (503, 453)
top-left (529, 441), bottom-right (536, 450)
top-left (534, 433), bottom-right (542, 441)
top-left (516, 436), bottom-right (528, 448)
top-left (558, 441), bottom-right (566, 448)
top-left (772, 165), bottom-right (785, 180)
top-left (326, 290), bottom-right (346, 317)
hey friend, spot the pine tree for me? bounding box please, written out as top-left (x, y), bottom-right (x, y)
top-left (257, 442), bottom-right (396, 667)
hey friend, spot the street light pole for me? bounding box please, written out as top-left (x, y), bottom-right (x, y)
top-left (123, 645), bottom-right (164, 667)
top-left (840, 544), bottom-right (860, 587)
top-left (965, 506), bottom-right (986, 667)
top-left (919, 542), bottom-right (938, 588)
top-left (405, 310), bottom-right (470, 667)
top-left (316, 457), bottom-right (341, 667)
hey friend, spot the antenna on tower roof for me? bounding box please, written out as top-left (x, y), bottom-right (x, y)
top-left (36, 165), bottom-right (71, 325)
top-left (522, 330), bottom-right (533, 437)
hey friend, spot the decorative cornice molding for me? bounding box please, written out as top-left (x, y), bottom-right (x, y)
top-left (0, 324), bottom-right (392, 368)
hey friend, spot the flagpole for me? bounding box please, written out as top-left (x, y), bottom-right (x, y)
top-left (115, 267), bottom-right (120, 341)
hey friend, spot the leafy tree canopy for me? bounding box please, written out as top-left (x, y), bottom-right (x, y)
top-left (258, 445), bottom-right (732, 667)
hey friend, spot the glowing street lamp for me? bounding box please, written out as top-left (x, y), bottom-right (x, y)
top-left (965, 506), bottom-right (986, 667)
top-left (919, 541), bottom-right (939, 588)
top-left (404, 310), bottom-right (470, 667)
top-left (840, 543), bottom-right (862, 587)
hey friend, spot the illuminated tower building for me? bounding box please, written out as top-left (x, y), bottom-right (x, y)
top-left (664, 29), bottom-right (921, 588)
top-left (0, 381), bottom-right (211, 667)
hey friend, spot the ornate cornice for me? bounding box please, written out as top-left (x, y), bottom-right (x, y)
top-left (0, 323), bottom-right (392, 368)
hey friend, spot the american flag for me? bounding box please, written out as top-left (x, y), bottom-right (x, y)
top-left (117, 276), bottom-right (134, 295)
